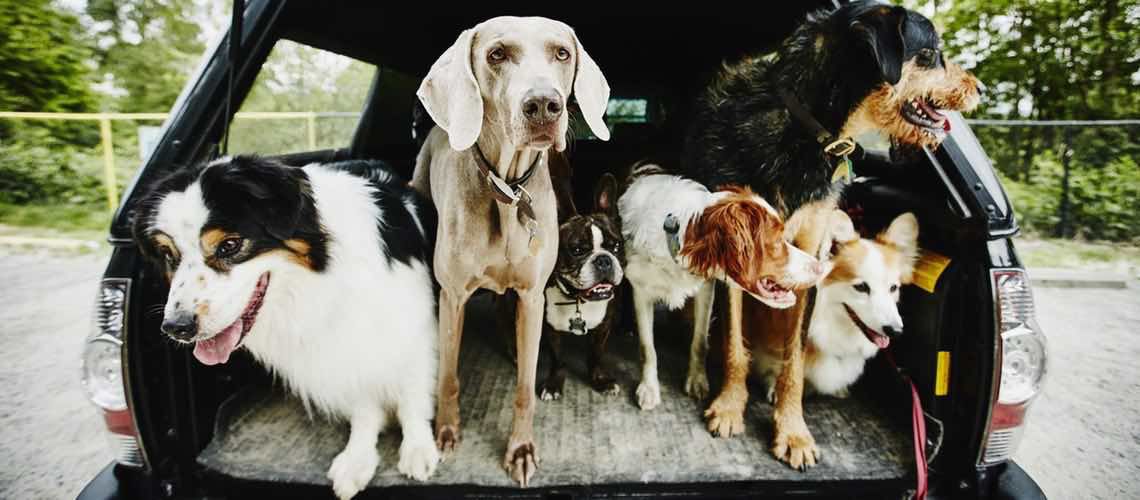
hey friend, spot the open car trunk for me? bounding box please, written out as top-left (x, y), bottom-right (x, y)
top-left (117, 5), bottom-right (1008, 498)
top-left (197, 292), bottom-right (914, 492)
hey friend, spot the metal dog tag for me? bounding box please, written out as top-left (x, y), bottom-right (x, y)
top-left (663, 213), bottom-right (681, 258)
top-left (488, 174), bottom-right (520, 205)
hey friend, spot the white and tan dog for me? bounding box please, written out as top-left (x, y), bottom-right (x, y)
top-left (756, 211), bottom-right (919, 401)
top-left (412, 16), bottom-right (610, 486)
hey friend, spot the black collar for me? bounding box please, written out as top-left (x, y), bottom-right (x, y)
top-left (776, 88), bottom-right (865, 160)
top-left (473, 142), bottom-right (540, 190)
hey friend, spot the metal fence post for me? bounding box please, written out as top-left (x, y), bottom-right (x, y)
top-left (99, 116), bottom-right (119, 212)
top-left (306, 112), bottom-right (317, 150)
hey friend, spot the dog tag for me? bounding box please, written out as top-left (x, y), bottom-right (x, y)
top-left (525, 218), bottom-right (540, 255)
top-left (663, 213), bottom-right (681, 258)
top-left (831, 156), bottom-right (853, 184)
top-left (488, 174), bottom-right (519, 205)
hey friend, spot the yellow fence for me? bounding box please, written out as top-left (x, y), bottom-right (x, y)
top-left (0, 111), bottom-right (352, 212)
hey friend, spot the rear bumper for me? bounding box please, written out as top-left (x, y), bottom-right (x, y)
top-left (75, 460), bottom-right (1045, 500)
top-left (76, 463), bottom-right (120, 500)
top-left (993, 461), bottom-right (1046, 500)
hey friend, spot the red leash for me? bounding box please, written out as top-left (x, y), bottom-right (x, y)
top-left (886, 350), bottom-right (929, 500)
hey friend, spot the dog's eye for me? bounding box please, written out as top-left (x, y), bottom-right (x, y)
top-left (216, 237), bottom-right (243, 258)
top-left (609, 241), bottom-right (621, 252)
top-left (488, 47), bottom-right (506, 63)
top-left (917, 48), bottom-right (940, 68)
top-left (890, 284), bottom-right (899, 293)
top-left (853, 282), bottom-right (871, 294)
top-left (570, 245), bottom-right (590, 257)
top-left (555, 47), bottom-right (571, 62)
top-left (161, 249), bottom-right (177, 265)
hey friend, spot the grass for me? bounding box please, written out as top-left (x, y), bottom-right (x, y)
top-left (0, 202), bottom-right (110, 244)
top-left (1017, 237), bottom-right (1140, 276)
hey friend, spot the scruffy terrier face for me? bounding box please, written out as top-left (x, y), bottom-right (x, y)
top-left (841, 4), bottom-right (983, 148)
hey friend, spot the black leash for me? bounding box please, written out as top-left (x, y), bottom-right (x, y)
top-left (776, 88), bottom-right (863, 160)
top-left (218, 0), bottom-right (243, 158)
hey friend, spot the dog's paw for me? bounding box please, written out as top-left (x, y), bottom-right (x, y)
top-left (327, 447), bottom-right (379, 500)
top-left (590, 372), bottom-right (620, 396)
top-left (435, 423), bottom-right (460, 454)
top-left (704, 399), bottom-right (746, 438)
top-left (772, 428), bottom-right (821, 470)
top-left (398, 437), bottom-right (441, 481)
top-left (539, 387), bottom-right (561, 401)
top-left (684, 371), bottom-right (710, 400)
top-left (636, 380), bottom-right (661, 410)
top-left (503, 439), bottom-right (539, 487)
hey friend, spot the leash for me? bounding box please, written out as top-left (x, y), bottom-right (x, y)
top-left (776, 87), bottom-right (863, 183)
top-left (884, 349), bottom-right (930, 500)
top-left (472, 143), bottom-right (543, 253)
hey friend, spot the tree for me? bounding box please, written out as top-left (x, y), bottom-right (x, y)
top-left (0, 0), bottom-right (96, 143)
top-left (85, 0), bottom-right (207, 112)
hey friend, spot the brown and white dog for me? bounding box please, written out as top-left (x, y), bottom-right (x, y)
top-left (618, 164), bottom-right (824, 411)
top-left (412, 16), bottom-right (610, 486)
top-left (756, 211), bottom-right (919, 402)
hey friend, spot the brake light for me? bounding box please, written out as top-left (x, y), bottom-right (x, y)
top-left (980, 269), bottom-right (1047, 464)
top-left (80, 278), bottom-right (147, 468)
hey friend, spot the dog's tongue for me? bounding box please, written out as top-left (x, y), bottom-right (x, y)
top-left (871, 333), bottom-right (890, 349)
top-left (193, 319), bottom-right (243, 365)
top-left (918, 99), bottom-right (951, 132)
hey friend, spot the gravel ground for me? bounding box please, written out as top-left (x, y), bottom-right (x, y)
top-left (0, 249), bottom-right (1135, 499)
top-left (0, 250), bottom-right (111, 499)
top-left (1014, 285), bottom-right (1140, 500)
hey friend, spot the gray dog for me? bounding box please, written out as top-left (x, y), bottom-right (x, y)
top-left (411, 16), bottom-right (610, 486)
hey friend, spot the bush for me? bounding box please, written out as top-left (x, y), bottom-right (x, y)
top-left (0, 139), bottom-right (104, 205)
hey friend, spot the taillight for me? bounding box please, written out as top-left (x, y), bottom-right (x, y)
top-left (980, 269), bottom-right (1047, 464)
top-left (80, 278), bottom-right (147, 468)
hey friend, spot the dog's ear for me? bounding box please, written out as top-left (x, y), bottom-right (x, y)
top-left (827, 209), bottom-right (859, 258)
top-left (417, 28), bottom-right (482, 151)
top-left (570, 29), bottom-right (611, 141)
top-left (878, 212), bottom-right (920, 283)
top-left (202, 157), bottom-right (306, 241)
top-left (850, 5), bottom-right (907, 85)
top-left (594, 173), bottom-right (618, 218)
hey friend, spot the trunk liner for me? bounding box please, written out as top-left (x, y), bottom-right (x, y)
top-left (197, 294), bottom-right (913, 489)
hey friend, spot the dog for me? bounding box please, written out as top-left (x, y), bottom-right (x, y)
top-left (132, 156), bottom-right (440, 500)
top-left (618, 164), bottom-right (823, 412)
top-left (538, 173), bottom-right (624, 400)
top-left (679, 1), bottom-right (981, 469)
top-left (755, 211), bottom-right (919, 401)
top-left (411, 16), bottom-right (610, 486)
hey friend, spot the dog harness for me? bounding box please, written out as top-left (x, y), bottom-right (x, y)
top-left (473, 143), bottom-right (542, 254)
top-left (775, 88), bottom-right (863, 183)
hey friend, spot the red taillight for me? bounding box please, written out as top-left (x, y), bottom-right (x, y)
top-left (980, 270), bottom-right (1047, 465)
top-left (81, 278), bottom-right (147, 468)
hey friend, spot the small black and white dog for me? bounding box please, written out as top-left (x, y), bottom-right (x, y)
top-left (538, 173), bottom-right (625, 400)
top-left (132, 156), bottom-right (440, 500)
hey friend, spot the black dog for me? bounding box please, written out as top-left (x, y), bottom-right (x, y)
top-left (537, 173), bottom-right (625, 400)
top-left (681, 0), bottom-right (982, 217)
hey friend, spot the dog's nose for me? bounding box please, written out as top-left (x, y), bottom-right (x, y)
top-left (522, 88), bottom-right (563, 124)
top-left (594, 254), bottom-right (613, 271)
top-left (882, 324), bottom-right (903, 338)
top-left (161, 312), bottom-right (198, 341)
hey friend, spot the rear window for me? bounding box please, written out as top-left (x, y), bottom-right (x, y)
top-left (228, 40), bottom-right (375, 155)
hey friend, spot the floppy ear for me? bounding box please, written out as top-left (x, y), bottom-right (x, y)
top-left (850, 5), bottom-right (907, 85)
top-left (204, 158), bottom-right (307, 241)
top-left (594, 173), bottom-right (619, 218)
top-left (417, 28), bottom-right (482, 151)
top-left (570, 29), bottom-right (611, 141)
top-left (878, 212), bottom-right (920, 283)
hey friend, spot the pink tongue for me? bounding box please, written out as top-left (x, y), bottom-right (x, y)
top-left (193, 319), bottom-right (243, 365)
top-left (871, 334), bottom-right (890, 349)
top-left (943, 119), bottom-right (952, 132)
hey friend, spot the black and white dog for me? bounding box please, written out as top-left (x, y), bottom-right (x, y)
top-left (132, 156), bottom-right (439, 500)
top-left (539, 174), bottom-right (625, 400)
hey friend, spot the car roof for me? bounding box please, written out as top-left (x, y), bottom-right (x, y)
top-left (277, 7), bottom-right (837, 85)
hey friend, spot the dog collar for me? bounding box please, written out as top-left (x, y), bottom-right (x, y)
top-left (473, 143), bottom-right (543, 253)
top-left (775, 88), bottom-right (864, 184)
top-left (663, 213), bottom-right (681, 259)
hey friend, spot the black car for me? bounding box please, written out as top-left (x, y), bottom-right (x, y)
top-left (78, 3), bottom-right (1048, 499)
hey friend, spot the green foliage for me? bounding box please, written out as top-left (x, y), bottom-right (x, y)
top-left (86, 0), bottom-right (207, 112)
top-left (0, 201), bottom-right (111, 234)
top-left (0, 132), bottom-right (105, 206)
